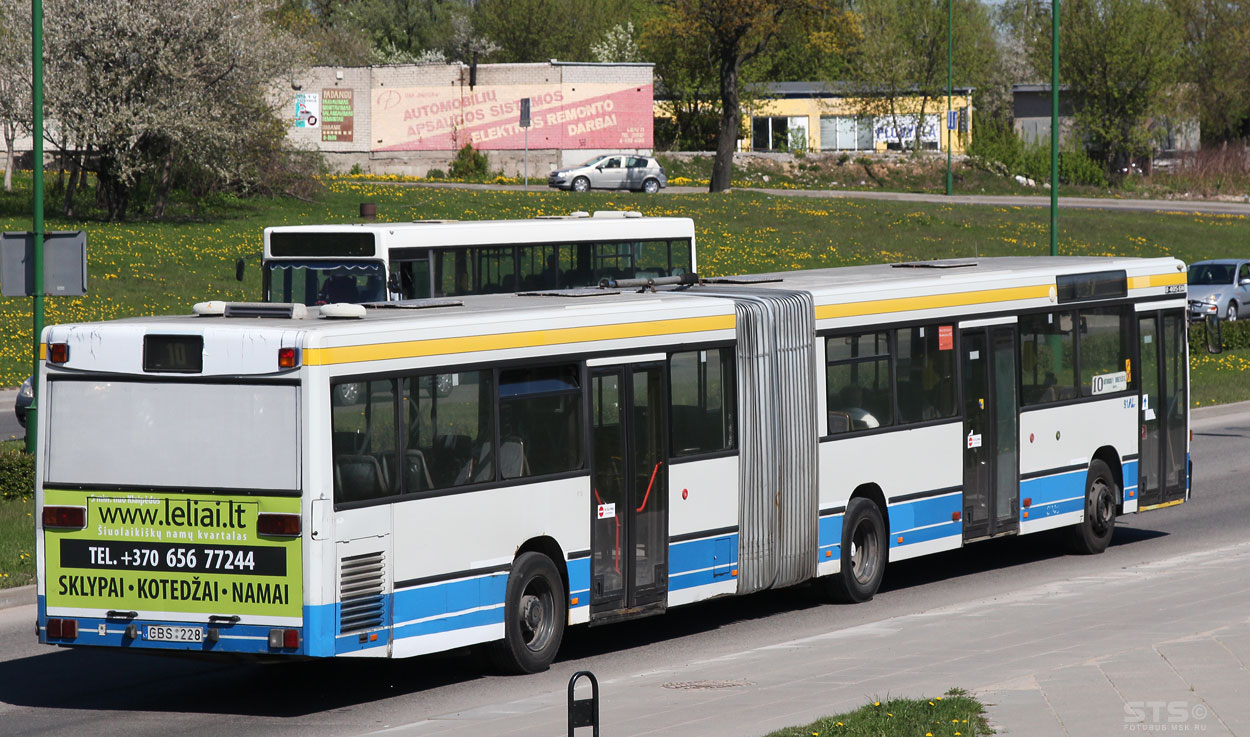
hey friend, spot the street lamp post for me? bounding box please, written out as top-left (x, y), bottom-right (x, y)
top-left (27, 0), bottom-right (44, 454)
top-left (946, 0), bottom-right (953, 196)
top-left (1050, 0), bottom-right (1059, 257)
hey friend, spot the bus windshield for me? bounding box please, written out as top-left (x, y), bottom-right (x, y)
top-left (265, 260), bottom-right (387, 305)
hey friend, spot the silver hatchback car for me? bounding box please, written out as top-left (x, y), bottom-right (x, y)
top-left (548, 154), bottom-right (667, 194)
top-left (1188, 259), bottom-right (1250, 321)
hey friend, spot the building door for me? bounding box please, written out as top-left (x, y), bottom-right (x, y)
top-left (590, 361), bottom-right (669, 617)
top-left (1138, 312), bottom-right (1188, 507)
top-left (961, 326), bottom-right (1020, 539)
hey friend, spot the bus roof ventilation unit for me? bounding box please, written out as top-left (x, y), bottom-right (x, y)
top-left (592, 210), bottom-right (642, 218)
top-left (318, 303), bottom-right (367, 319)
top-left (891, 259), bottom-right (978, 269)
top-left (363, 299), bottom-right (463, 310)
top-left (701, 275), bottom-right (784, 284)
top-left (519, 288), bottom-right (621, 298)
top-left (222, 302), bottom-right (309, 319)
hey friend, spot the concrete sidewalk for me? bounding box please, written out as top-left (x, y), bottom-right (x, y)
top-left (365, 540), bottom-right (1250, 737)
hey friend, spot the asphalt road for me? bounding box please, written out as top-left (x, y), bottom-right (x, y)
top-left (0, 403), bottom-right (1246, 737)
top-left (1, 389), bottom-right (23, 443)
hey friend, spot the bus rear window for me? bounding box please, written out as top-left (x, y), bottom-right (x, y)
top-left (45, 381), bottom-right (300, 492)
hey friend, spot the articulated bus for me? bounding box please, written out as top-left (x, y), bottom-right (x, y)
top-left (257, 211), bottom-right (696, 306)
top-left (36, 256), bottom-right (1191, 672)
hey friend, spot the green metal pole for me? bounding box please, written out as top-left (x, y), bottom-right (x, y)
top-left (1050, 0), bottom-right (1059, 257)
top-left (27, 0), bottom-right (44, 454)
top-left (946, 0), bottom-right (953, 196)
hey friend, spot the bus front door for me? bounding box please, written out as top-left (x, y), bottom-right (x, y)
top-left (590, 361), bottom-right (669, 619)
top-left (961, 325), bottom-right (1020, 540)
top-left (1137, 312), bottom-right (1188, 507)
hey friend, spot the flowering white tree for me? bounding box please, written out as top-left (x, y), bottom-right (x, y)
top-left (0, 1), bottom-right (31, 192)
top-left (34, 0), bottom-right (299, 219)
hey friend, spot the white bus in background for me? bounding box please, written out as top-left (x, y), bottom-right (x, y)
top-left (253, 211), bottom-right (697, 305)
top-left (36, 255), bottom-right (1191, 673)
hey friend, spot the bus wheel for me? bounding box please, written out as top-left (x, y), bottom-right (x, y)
top-left (1065, 459), bottom-right (1117, 555)
top-left (818, 497), bottom-right (886, 603)
top-left (490, 552), bottom-right (566, 674)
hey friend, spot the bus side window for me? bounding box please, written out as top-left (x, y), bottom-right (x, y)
top-left (403, 370), bottom-right (494, 491)
top-left (825, 331), bottom-right (893, 433)
top-left (669, 348), bottom-right (736, 456)
top-left (1019, 312), bottom-right (1077, 404)
top-left (896, 325), bottom-right (957, 423)
top-left (499, 364), bottom-right (584, 476)
top-left (390, 258), bottom-right (431, 299)
top-left (331, 379), bottom-right (398, 504)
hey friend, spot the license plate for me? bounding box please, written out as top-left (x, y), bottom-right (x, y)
top-left (144, 625), bottom-right (204, 643)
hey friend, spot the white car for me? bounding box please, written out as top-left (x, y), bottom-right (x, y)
top-left (548, 154), bottom-right (667, 193)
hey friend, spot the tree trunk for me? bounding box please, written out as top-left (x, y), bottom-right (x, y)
top-left (153, 150), bottom-right (175, 220)
top-left (64, 147), bottom-right (83, 218)
top-left (914, 95), bottom-right (929, 154)
top-left (710, 56), bottom-right (740, 193)
top-left (3, 124), bottom-right (13, 193)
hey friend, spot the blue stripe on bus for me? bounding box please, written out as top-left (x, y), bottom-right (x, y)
top-left (888, 492), bottom-right (961, 535)
top-left (669, 533), bottom-right (737, 591)
top-left (1122, 459), bottom-right (1139, 503)
top-left (818, 513), bottom-right (843, 561)
top-left (1021, 468), bottom-right (1085, 519)
top-left (568, 557), bottom-right (590, 608)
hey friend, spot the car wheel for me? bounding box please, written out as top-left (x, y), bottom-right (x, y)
top-left (642, 178), bottom-right (660, 194)
top-left (572, 176), bottom-right (590, 193)
top-left (1227, 302), bottom-right (1238, 321)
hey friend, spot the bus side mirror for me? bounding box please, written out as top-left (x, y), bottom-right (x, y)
top-left (235, 258), bottom-right (245, 282)
top-left (1205, 314), bottom-right (1222, 354)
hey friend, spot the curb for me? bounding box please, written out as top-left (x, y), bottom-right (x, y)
top-left (0, 584), bottom-right (34, 611)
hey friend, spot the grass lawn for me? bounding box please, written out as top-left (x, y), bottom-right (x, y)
top-left (0, 493), bottom-right (34, 588)
top-left (764, 691), bottom-right (991, 737)
top-left (1, 174), bottom-right (1248, 392)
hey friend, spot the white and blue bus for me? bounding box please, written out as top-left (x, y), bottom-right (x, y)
top-left (257, 211), bottom-right (697, 305)
top-left (35, 256), bottom-right (1190, 672)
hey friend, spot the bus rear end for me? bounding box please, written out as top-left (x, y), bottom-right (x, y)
top-left (35, 318), bottom-right (308, 656)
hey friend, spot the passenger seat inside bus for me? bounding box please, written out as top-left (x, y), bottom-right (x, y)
top-left (334, 454), bottom-right (387, 502)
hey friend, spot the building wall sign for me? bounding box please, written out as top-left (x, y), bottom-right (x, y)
top-left (372, 83), bottom-right (652, 151)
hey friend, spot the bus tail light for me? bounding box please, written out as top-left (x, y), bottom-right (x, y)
top-left (47, 618), bottom-right (78, 639)
top-left (269, 628), bottom-right (300, 649)
top-left (48, 342), bottom-right (69, 364)
top-left (278, 347), bottom-right (299, 369)
top-left (42, 506), bottom-right (86, 529)
top-left (257, 513), bottom-right (300, 537)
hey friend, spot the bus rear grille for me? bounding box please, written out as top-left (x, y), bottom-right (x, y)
top-left (339, 551), bottom-right (386, 634)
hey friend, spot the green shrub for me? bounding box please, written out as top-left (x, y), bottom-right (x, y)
top-left (1189, 320), bottom-right (1250, 353)
top-left (426, 168), bottom-right (446, 179)
top-left (448, 144), bottom-right (491, 180)
top-left (0, 452), bottom-right (33, 501)
top-left (967, 119), bottom-right (1106, 187)
top-left (348, 163), bottom-right (364, 176)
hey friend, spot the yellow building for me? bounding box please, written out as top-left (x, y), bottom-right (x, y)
top-left (656, 82), bottom-right (974, 154)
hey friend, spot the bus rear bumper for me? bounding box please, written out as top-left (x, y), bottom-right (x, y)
top-left (37, 596), bottom-right (315, 657)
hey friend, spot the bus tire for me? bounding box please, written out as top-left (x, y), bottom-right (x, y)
top-left (1065, 459), bottom-right (1117, 555)
top-left (489, 552), bottom-right (566, 674)
top-left (818, 497), bottom-right (887, 603)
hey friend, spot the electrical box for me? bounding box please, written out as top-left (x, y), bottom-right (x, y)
top-left (0, 230), bottom-right (88, 297)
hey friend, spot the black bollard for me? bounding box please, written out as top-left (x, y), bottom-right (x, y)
top-left (568, 670), bottom-right (599, 737)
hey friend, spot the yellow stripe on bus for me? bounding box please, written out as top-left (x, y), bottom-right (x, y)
top-left (303, 314), bottom-right (737, 366)
top-left (816, 284), bottom-right (1053, 320)
top-left (1128, 272), bottom-right (1186, 289)
top-left (1138, 499), bottom-right (1185, 512)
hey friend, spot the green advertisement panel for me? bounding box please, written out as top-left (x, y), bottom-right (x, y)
top-left (43, 489), bottom-right (302, 619)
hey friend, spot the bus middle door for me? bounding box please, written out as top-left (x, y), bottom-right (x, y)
top-left (960, 323), bottom-right (1020, 540)
top-left (589, 357), bottom-right (669, 620)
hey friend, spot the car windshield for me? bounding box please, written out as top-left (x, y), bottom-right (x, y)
top-left (1188, 264), bottom-right (1235, 286)
top-left (578, 156), bottom-right (609, 168)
